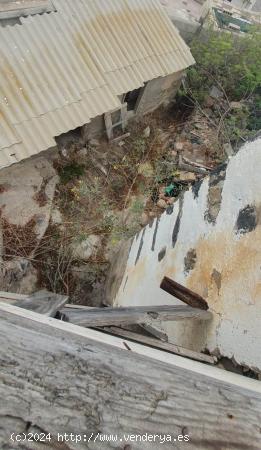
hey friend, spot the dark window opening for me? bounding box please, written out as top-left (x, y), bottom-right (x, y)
top-left (124, 87), bottom-right (143, 111)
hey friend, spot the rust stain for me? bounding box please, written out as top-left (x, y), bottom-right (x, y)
top-left (0, 57), bottom-right (33, 110)
top-left (123, 256), bottom-right (147, 299)
top-left (187, 227), bottom-right (261, 312)
top-left (72, 6), bottom-right (176, 74)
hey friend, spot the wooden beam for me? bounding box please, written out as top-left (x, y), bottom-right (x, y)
top-left (100, 326), bottom-right (217, 364)
top-left (0, 303), bottom-right (260, 450)
top-left (60, 304), bottom-right (212, 327)
top-left (160, 277), bottom-right (209, 310)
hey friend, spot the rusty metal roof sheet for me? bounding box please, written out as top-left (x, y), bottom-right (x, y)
top-left (0, 0), bottom-right (194, 168)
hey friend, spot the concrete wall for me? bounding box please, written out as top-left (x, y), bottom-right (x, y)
top-left (81, 115), bottom-right (105, 140)
top-left (110, 137), bottom-right (261, 372)
top-left (136, 72), bottom-right (183, 116)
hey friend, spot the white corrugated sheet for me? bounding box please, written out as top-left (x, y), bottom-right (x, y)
top-left (0, 0), bottom-right (195, 168)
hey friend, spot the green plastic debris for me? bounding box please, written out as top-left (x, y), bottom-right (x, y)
top-left (165, 183), bottom-right (178, 197)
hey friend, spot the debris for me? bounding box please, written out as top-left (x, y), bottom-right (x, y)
top-left (14, 290), bottom-right (68, 317)
top-left (209, 85), bottom-right (223, 99)
top-left (204, 96), bottom-right (215, 108)
top-left (51, 209), bottom-right (63, 225)
top-left (175, 141), bottom-right (184, 151)
top-left (165, 183), bottom-right (181, 197)
top-left (178, 155), bottom-right (209, 175)
top-left (182, 156), bottom-right (212, 171)
top-left (88, 138), bottom-right (100, 147)
top-left (101, 326), bottom-right (217, 364)
top-left (177, 172), bottom-right (197, 182)
top-left (143, 126), bottom-right (151, 138)
top-left (61, 148), bottom-right (68, 159)
top-left (167, 197), bottom-right (175, 205)
top-left (160, 276), bottom-right (209, 310)
top-left (89, 154), bottom-right (108, 176)
top-left (77, 147), bottom-right (88, 158)
top-left (0, 258), bottom-right (38, 295)
top-left (142, 320), bottom-right (168, 341)
top-left (230, 101), bottom-right (243, 110)
top-left (111, 132), bottom-right (130, 143)
top-left (157, 199), bottom-right (168, 209)
top-left (157, 129), bottom-right (171, 149)
top-left (71, 235), bottom-right (102, 261)
top-left (123, 341), bottom-right (132, 351)
top-left (60, 304), bottom-right (212, 327)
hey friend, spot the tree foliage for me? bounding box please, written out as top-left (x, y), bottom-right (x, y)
top-left (187, 27), bottom-right (261, 102)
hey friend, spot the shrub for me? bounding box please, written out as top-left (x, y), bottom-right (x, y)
top-left (187, 27), bottom-right (261, 102)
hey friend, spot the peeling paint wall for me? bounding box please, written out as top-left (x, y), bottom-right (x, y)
top-left (113, 137), bottom-right (261, 372)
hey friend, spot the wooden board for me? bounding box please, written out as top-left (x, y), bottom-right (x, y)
top-left (61, 304), bottom-right (212, 327)
top-left (0, 290), bottom-right (68, 317)
top-left (160, 277), bottom-right (209, 310)
top-left (100, 326), bottom-right (216, 364)
top-left (0, 303), bottom-right (261, 450)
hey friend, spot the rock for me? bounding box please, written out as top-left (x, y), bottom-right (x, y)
top-left (138, 162), bottom-right (154, 178)
top-left (230, 101), bottom-right (243, 110)
top-left (175, 142), bottom-right (184, 151)
top-left (178, 171), bottom-right (197, 182)
top-left (204, 96), bottom-right (215, 108)
top-left (167, 197), bottom-right (175, 205)
top-left (89, 138), bottom-right (100, 147)
top-left (51, 208), bottom-right (63, 225)
top-left (157, 129), bottom-right (171, 149)
top-left (170, 149), bottom-right (177, 158)
top-left (61, 148), bottom-right (68, 159)
top-left (72, 235), bottom-right (102, 261)
top-left (0, 156), bottom-right (59, 241)
top-left (143, 126), bottom-right (151, 138)
top-left (140, 212), bottom-right (149, 226)
top-left (77, 147), bottom-right (88, 158)
top-left (0, 258), bottom-right (38, 294)
top-left (157, 199), bottom-right (168, 209)
top-left (224, 142), bottom-right (234, 158)
top-left (210, 85), bottom-right (223, 99)
top-left (70, 263), bottom-right (109, 307)
top-left (159, 192), bottom-right (167, 200)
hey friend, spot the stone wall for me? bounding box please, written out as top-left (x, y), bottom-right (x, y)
top-left (109, 137), bottom-right (261, 372)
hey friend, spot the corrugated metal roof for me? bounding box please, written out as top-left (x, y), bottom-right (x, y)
top-left (0, 0), bottom-right (195, 168)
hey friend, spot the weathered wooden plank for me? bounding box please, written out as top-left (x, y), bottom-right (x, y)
top-left (0, 303), bottom-right (260, 450)
top-left (14, 291), bottom-right (68, 317)
top-left (101, 326), bottom-right (217, 364)
top-left (160, 277), bottom-right (209, 310)
top-left (141, 321), bottom-right (169, 341)
top-left (61, 304), bottom-right (212, 327)
top-left (0, 291), bottom-right (28, 302)
top-left (0, 290), bottom-right (68, 317)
